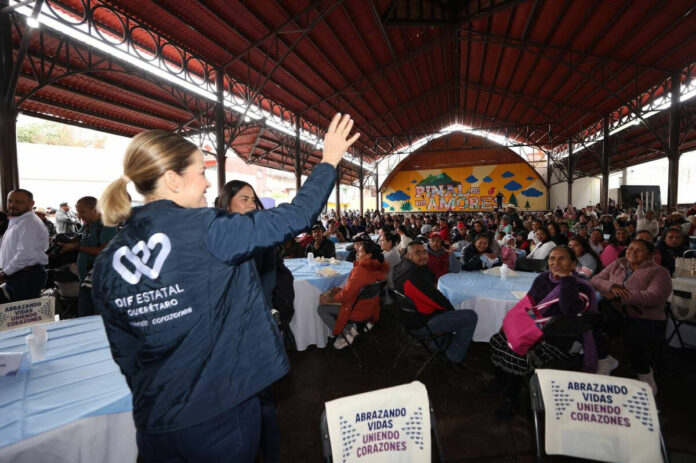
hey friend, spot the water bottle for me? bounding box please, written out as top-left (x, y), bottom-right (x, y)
top-left (500, 263), bottom-right (510, 281)
top-left (307, 252), bottom-right (314, 265)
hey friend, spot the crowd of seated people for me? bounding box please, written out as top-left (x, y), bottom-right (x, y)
top-left (3, 179), bottom-right (695, 415)
top-left (276, 199), bottom-right (692, 403)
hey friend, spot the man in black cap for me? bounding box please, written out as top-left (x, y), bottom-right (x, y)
top-left (306, 224), bottom-right (336, 258)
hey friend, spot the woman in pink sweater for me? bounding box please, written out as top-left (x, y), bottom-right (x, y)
top-left (591, 239), bottom-right (672, 394)
top-left (599, 227), bottom-right (630, 267)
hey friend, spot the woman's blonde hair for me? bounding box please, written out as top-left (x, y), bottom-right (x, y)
top-left (100, 130), bottom-right (198, 226)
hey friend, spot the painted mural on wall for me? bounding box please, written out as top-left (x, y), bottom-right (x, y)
top-left (381, 163), bottom-right (547, 212)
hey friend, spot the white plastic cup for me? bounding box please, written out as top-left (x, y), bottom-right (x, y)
top-left (307, 252), bottom-right (314, 265)
top-left (25, 326), bottom-right (48, 363)
top-left (500, 264), bottom-right (510, 281)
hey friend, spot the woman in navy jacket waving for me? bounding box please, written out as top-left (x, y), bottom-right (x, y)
top-left (93, 114), bottom-right (359, 462)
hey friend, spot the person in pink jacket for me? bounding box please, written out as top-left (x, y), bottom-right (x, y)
top-left (591, 239), bottom-right (672, 395)
top-left (599, 227), bottom-right (630, 267)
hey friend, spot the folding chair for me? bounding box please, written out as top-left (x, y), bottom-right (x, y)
top-left (319, 382), bottom-right (445, 463)
top-left (337, 280), bottom-right (386, 368)
top-left (542, 311), bottom-right (605, 339)
top-left (390, 289), bottom-right (454, 377)
top-left (667, 250), bottom-right (696, 348)
top-left (529, 371), bottom-right (670, 463)
top-left (515, 257), bottom-right (549, 273)
top-left (49, 267), bottom-right (80, 319)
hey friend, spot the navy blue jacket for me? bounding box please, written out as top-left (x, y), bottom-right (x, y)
top-left (92, 163), bottom-right (336, 432)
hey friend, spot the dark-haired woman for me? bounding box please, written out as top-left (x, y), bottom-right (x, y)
top-left (379, 231), bottom-right (401, 291)
top-left (460, 234), bottom-right (499, 271)
top-left (547, 221), bottom-right (568, 245)
top-left (568, 236), bottom-right (602, 277)
top-left (220, 180), bottom-right (285, 463)
top-left (600, 214), bottom-right (615, 236)
top-left (93, 114), bottom-right (359, 461)
top-left (488, 246), bottom-right (599, 418)
top-left (591, 239), bottom-right (672, 394)
top-left (600, 227), bottom-right (630, 267)
top-left (527, 229), bottom-right (555, 260)
top-left (220, 180), bottom-right (276, 303)
top-left (317, 240), bottom-right (388, 349)
top-left (589, 229), bottom-right (606, 255)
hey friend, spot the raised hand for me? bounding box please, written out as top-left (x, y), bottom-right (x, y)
top-left (322, 113), bottom-right (360, 167)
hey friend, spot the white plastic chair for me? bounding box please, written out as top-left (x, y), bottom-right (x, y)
top-left (319, 381), bottom-right (444, 463)
top-left (529, 369), bottom-right (669, 463)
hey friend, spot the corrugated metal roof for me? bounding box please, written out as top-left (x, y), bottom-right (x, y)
top-left (9, 0), bottom-right (696, 183)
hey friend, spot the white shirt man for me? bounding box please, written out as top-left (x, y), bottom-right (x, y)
top-left (0, 190), bottom-right (49, 301)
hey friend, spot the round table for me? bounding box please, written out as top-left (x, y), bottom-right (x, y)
top-left (437, 270), bottom-right (538, 342)
top-left (285, 258), bottom-right (354, 351)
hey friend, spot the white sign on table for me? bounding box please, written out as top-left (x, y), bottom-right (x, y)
top-left (536, 369), bottom-right (661, 463)
top-left (0, 297), bottom-right (55, 332)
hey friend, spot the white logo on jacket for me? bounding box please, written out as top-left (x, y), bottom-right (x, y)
top-left (112, 233), bottom-right (171, 284)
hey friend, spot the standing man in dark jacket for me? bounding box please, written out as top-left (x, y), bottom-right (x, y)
top-left (307, 224), bottom-right (336, 258)
top-left (393, 241), bottom-right (478, 368)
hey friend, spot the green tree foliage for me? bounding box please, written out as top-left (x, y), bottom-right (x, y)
top-left (400, 201), bottom-right (413, 211)
top-left (508, 193), bottom-right (519, 207)
top-left (17, 121), bottom-right (107, 148)
top-left (524, 200), bottom-right (531, 209)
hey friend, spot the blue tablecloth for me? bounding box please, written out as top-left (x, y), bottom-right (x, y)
top-left (335, 243), bottom-right (351, 260)
top-left (438, 270), bottom-right (538, 309)
top-left (0, 316), bottom-right (131, 449)
top-left (284, 258), bottom-right (354, 292)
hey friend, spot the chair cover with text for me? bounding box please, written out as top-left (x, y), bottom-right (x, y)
top-left (322, 381), bottom-right (440, 463)
top-left (531, 369), bottom-right (667, 463)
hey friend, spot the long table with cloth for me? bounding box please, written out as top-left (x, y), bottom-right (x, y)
top-left (438, 269), bottom-right (538, 342)
top-left (0, 316), bottom-right (136, 463)
top-left (286, 258), bottom-right (354, 351)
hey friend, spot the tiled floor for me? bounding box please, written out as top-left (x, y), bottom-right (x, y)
top-left (274, 315), bottom-right (696, 462)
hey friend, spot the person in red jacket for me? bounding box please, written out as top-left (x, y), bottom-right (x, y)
top-left (318, 240), bottom-right (388, 349)
top-left (426, 232), bottom-right (458, 280)
top-left (393, 241), bottom-right (478, 369)
top-left (437, 217), bottom-right (450, 243)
